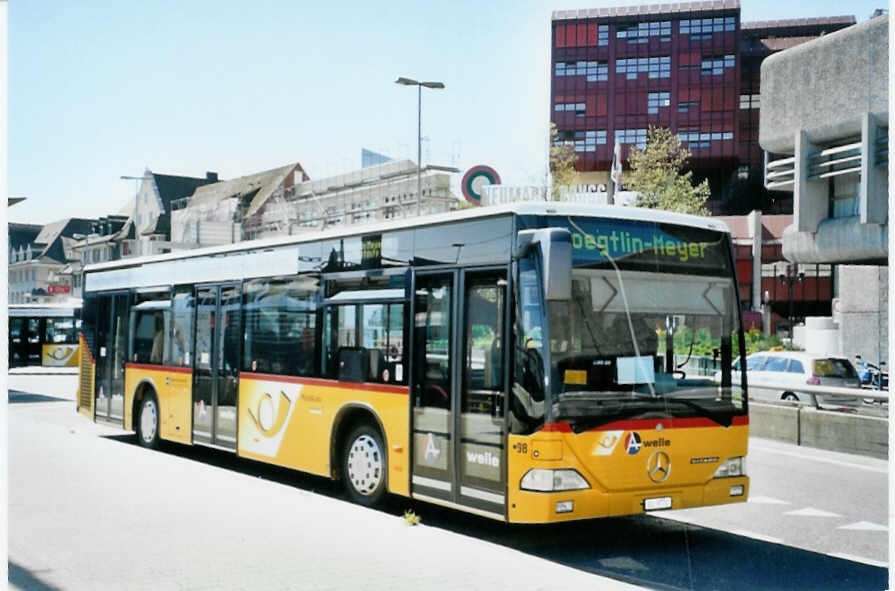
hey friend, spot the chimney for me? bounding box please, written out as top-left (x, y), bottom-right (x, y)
top-left (206, 171), bottom-right (219, 182)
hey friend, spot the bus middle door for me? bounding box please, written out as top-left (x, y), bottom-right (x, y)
top-left (411, 269), bottom-right (508, 519)
top-left (193, 284), bottom-right (240, 450)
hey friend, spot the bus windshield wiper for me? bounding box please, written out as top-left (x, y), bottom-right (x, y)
top-left (629, 392), bottom-right (734, 427)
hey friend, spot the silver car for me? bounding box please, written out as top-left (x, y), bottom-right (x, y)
top-left (735, 351), bottom-right (862, 407)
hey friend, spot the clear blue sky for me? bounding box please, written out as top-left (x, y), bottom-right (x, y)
top-left (8, 0), bottom-right (884, 224)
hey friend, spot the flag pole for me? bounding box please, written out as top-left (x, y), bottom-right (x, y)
top-left (608, 138), bottom-right (622, 206)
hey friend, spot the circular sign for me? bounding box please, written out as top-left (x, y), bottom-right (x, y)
top-left (461, 165), bottom-right (501, 206)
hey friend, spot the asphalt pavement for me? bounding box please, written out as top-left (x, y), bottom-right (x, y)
top-left (7, 373), bottom-right (888, 590)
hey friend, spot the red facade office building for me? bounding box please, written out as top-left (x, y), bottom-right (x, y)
top-left (550, 0), bottom-right (854, 215)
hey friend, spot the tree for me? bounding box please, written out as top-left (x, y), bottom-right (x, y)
top-left (625, 126), bottom-right (711, 216)
top-left (549, 122), bottom-right (578, 201)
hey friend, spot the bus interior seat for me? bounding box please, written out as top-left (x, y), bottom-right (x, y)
top-left (338, 347), bottom-right (369, 383)
top-left (368, 348), bottom-right (383, 382)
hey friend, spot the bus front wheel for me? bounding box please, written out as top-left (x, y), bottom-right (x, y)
top-left (136, 391), bottom-right (160, 449)
top-left (342, 423), bottom-right (387, 506)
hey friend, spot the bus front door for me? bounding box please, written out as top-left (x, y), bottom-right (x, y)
top-left (192, 284), bottom-right (240, 450)
top-left (411, 269), bottom-right (508, 519)
top-left (9, 317), bottom-right (27, 367)
top-left (94, 293), bottom-right (128, 425)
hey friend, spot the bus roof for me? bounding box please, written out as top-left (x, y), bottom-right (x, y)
top-left (85, 202), bottom-right (731, 274)
top-left (10, 302), bottom-right (81, 316)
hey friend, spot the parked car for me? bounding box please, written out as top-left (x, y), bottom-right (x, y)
top-left (733, 351), bottom-right (862, 408)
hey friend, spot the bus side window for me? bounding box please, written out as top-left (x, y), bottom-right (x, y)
top-left (132, 311), bottom-right (167, 364)
top-left (360, 303), bottom-right (405, 384)
top-left (322, 305), bottom-right (356, 379)
top-left (130, 292), bottom-right (172, 365)
top-left (510, 256), bottom-right (546, 435)
top-left (169, 288), bottom-right (194, 368)
top-left (243, 277), bottom-right (318, 377)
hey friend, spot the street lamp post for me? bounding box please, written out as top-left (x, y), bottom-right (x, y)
top-left (778, 264), bottom-right (805, 342)
top-left (395, 77), bottom-right (445, 217)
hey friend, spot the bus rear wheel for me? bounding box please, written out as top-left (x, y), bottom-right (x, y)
top-left (136, 392), bottom-right (160, 449)
top-left (342, 423), bottom-right (387, 506)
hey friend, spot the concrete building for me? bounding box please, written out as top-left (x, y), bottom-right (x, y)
top-left (760, 13), bottom-right (889, 361)
top-left (550, 1), bottom-right (854, 215)
top-left (170, 159), bottom-right (460, 248)
top-left (718, 211), bottom-right (833, 335)
top-left (170, 162), bottom-right (309, 245)
top-left (120, 169), bottom-right (219, 257)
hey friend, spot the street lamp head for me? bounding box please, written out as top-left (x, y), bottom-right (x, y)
top-left (420, 81), bottom-right (445, 89)
top-left (395, 77), bottom-right (419, 86)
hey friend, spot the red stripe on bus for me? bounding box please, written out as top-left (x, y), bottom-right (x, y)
top-left (240, 372), bottom-right (409, 395)
top-left (542, 422), bottom-right (573, 432)
top-left (125, 363), bottom-right (193, 374)
top-left (588, 415), bottom-right (749, 431)
top-left (541, 415), bottom-right (748, 434)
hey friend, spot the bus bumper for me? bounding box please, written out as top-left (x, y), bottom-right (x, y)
top-left (507, 476), bottom-right (749, 524)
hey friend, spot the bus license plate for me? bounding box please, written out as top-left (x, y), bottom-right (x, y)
top-left (644, 496), bottom-right (672, 511)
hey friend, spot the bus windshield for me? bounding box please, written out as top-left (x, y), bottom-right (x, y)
top-left (538, 216), bottom-right (746, 431)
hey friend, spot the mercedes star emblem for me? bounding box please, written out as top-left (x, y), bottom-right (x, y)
top-left (647, 451), bottom-right (671, 483)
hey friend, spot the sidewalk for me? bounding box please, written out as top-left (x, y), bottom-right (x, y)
top-left (9, 391), bottom-right (647, 591)
top-left (9, 365), bottom-right (78, 375)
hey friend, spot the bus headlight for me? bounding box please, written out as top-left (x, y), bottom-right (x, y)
top-left (713, 456), bottom-right (746, 478)
top-left (521, 469), bottom-right (590, 492)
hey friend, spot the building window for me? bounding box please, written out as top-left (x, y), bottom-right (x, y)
top-left (739, 94), bottom-right (760, 109)
top-left (616, 128), bottom-right (647, 148)
top-left (678, 129), bottom-right (733, 148)
top-left (554, 102), bottom-right (586, 116)
top-left (831, 173), bottom-right (860, 218)
top-left (556, 130), bottom-right (606, 152)
top-left (616, 20), bottom-right (671, 43)
top-left (647, 91), bottom-right (670, 114)
top-left (597, 25), bottom-right (609, 46)
top-left (701, 55), bottom-right (735, 75)
top-left (616, 56), bottom-right (670, 79)
top-left (555, 60), bottom-right (607, 82)
top-left (680, 16), bottom-right (735, 36)
top-left (678, 101), bottom-right (700, 113)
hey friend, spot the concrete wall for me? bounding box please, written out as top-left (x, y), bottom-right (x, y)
top-left (799, 407), bottom-right (888, 458)
top-left (749, 403), bottom-right (800, 445)
top-left (750, 402), bottom-right (887, 459)
top-left (760, 15), bottom-right (889, 154)
top-left (838, 265), bottom-right (888, 363)
top-left (782, 216), bottom-right (888, 264)
top-left (763, 15), bottom-right (889, 266)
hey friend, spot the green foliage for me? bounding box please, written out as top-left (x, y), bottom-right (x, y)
top-left (659, 327), bottom-right (796, 361)
top-left (626, 126), bottom-right (711, 216)
top-left (549, 122), bottom-right (578, 201)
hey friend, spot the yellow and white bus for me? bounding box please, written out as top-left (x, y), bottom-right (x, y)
top-left (9, 303), bottom-right (82, 368)
top-left (77, 202), bottom-right (749, 523)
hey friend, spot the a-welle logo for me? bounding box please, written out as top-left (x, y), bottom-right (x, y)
top-left (247, 391), bottom-right (292, 437)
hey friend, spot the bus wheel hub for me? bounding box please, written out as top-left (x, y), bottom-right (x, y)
top-left (347, 434), bottom-right (382, 495)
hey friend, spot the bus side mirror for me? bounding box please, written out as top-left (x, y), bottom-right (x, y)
top-left (517, 228), bottom-right (572, 302)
